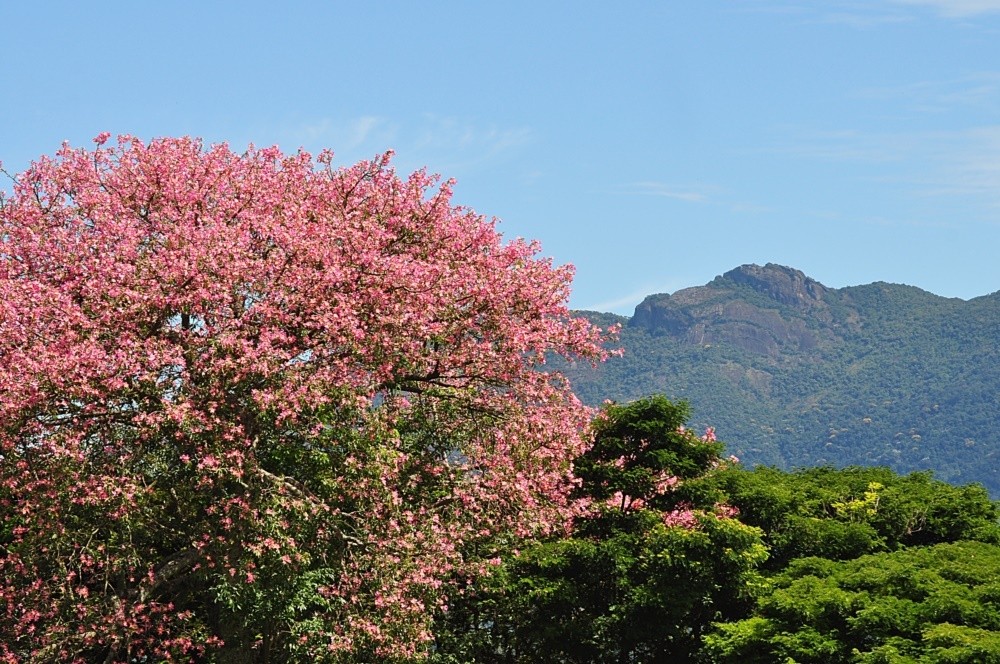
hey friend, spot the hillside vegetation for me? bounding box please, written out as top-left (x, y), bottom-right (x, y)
top-left (566, 264), bottom-right (1000, 495)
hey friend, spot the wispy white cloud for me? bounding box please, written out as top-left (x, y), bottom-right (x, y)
top-left (519, 169), bottom-right (545, 186)
top-left (921, 125), bottom-right (1000, 202)
top-left (344, 116), bottom-right (385, 149)
top-left (736, 0), bottom-right (1000, 25)
top-left (578, 290), bottom-right (650, 314)
top-left (579, 279), bottom-right (695, 314)
top-left (281, 114), bottom-right (531, 174)
top-left (855, 72), bottom-right (1000, 113)
top-left (580, 289), bottom-right (663, 316)
top-left (779, 124), bottom-right (1000, 211)
top-left (622, 181), bottom-right (713, 203)
top-left (733, 1), bottom-right (912, 28)
top-left (776, 129), bottom-right (914, 163)
top-left (891, 0), bottom-right (1000, 16)
top-left (729, 201), bottom-right (775, 214)
top-left (814, 10), bottom-right (912, 27)
top-left (286, 115), bottom-right (398, 159)
top-left (617, 181), bottom-right (774, 219)
top-left (410, 114), bottom-right (532, 170)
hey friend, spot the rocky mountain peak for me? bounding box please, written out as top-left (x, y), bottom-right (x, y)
top-left (719, 263), bottom-right (827, 308)
top-left (628, 264), bottom-right (839, 356)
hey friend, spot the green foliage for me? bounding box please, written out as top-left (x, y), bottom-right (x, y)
top-left (922, 624), bottom-right (1000, 663)
top-left (573, 395), bottom-right (724, 509)
top-left (493, 514), bottom-right (766, 663)
top-left (431, 395), bottom-right (767, 663)
top-left (432, 436), bottom-right (1000, 663)
top-left (692, 465), bottom-right (1000, 570)
top-left (705, 541), bottom-right (1000, 663)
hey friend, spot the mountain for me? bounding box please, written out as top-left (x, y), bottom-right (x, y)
top-left (566, 264), bottom-right (1000, 495)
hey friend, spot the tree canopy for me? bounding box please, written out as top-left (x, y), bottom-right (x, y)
top-left (0, 135), bottom-right (612, 662)
top-left (431, 396), bottom-right (767, 663)
top-left (699, 465), bottom-right (1000, 570)
top-left (704, 541), bottom-right (1000, 663)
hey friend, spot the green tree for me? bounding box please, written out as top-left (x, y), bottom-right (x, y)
top-left (433, 396), bottom-right (767, 663)
top-left (698, 466), bottom-right (1000, 570)
top-left (704, 541), bottom-right (1000, 663)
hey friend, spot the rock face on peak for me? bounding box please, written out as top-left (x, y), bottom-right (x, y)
top-left (720, 264), bottom-right (827, 309)
top-left (567, 265), bottom-right (1000, 496)
top-left (630, 264), bottom-right (840, 358)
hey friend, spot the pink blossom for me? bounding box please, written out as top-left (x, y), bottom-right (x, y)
top-left (662, 506), bottom-right (700, 529)
top-left (0, 136), bottom-right (615, 660)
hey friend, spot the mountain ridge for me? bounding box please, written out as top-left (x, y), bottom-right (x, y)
top-left (567, 263), bottom-right (1000, 495)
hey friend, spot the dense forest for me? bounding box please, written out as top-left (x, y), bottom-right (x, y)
top-left (429, 397), bottom-right (1000, 663)
top-left (565, 264), bottom-right (1000, 496)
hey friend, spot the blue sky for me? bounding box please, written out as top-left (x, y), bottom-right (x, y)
top-left (4, 1), bottom-right (1000, 313)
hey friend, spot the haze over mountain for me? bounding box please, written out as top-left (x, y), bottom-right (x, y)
top-left (567, 264), bottom-right (1000, 495)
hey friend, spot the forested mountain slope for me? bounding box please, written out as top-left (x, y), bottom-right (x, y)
top-left (567, 264), bottom-right (1000, 495)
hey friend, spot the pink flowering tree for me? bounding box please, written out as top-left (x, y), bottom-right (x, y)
top-left (432, 395), bottom-right (766, 662)
top-left (0, 135), bottom-right (612, 662)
